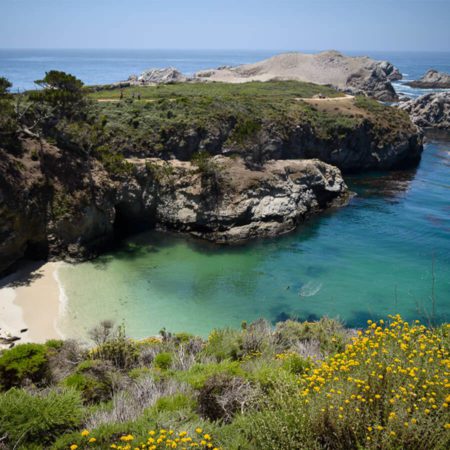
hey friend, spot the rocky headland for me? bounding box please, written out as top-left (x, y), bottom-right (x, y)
top-left (99, 51), bottom-right (402, 101)
top-left (399, 92), bottom-right (450, 130)
top-left (194, 51), bottom-right (402, 101)
top-left (405, 69), bottom-right (450, 89)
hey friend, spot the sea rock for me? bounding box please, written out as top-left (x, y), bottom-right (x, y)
top-left (398, 92), bottom-right (450, 129)
top-left (137, 67), bottom-right (187, 84)
top-left (406, 69), bottom-right (450, 89)
top-left (194, 51), bottom-right (401, 101)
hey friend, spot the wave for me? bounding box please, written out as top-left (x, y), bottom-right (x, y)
top-left (52, 262), bottom-right (69, 339)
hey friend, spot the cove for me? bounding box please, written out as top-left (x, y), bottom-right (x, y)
top-left (58, 138), bottom-right (450, 339)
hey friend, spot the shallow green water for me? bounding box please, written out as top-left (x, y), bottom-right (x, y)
top-left (58, 138), bottom-right (450, 339)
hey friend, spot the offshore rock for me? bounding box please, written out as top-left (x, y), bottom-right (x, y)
top-left (406, 70), bottom-right (450, 89)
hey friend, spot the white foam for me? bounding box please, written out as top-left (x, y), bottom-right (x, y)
top-left (52, 262), bottom-right (69, 339)
top-left (298, 281), bottom-right (323, 297)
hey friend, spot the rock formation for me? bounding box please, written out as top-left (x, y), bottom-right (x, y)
top-left (406, 69), bottom-right (450, 89)
top-left (194, 51), bottom-right (401, 101)
top-left (0, 141), bottom-right (348, 274)
top-left (134, 67), bottom-right (187, 85)
top-left (399, 92), bottom-right (450, 129)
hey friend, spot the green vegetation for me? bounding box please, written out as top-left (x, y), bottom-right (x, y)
top-left (0, 343), bottom-right (50, 390)
top-left (0, 317), bottom-right (448, 449)
top-left (90, 80), bottom-right (344, 101)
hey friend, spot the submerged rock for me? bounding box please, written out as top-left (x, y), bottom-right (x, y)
top-left (194, 51), bottom-right (402, 101)
top-left (406, 69), bottom-right (450, 89)
top-left (399, 92), bottom-right (450, 129)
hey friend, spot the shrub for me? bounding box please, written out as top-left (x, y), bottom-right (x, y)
top-left (274, 317), bottom-right (350, 355)
top-left (276, 351), bottom-right (312, 375)
top-left (63, 427), bottom-right (220, 450)
top-left (63, 359), bottom-right (117, 404)
top-left (198, 373), bottom-right (257, 422)
top-left (89, 323), bottom-right (139, 370)
top-left (0, 343), bottom-right (50, 390)
top-left (202, 328), bottom-right (242, 361)
top-left (244, 316), bottom-right (450, 450)
top-left (0, 388), bottom-right (83, 447)
top-left (154, 352), bottom-right (173, 370)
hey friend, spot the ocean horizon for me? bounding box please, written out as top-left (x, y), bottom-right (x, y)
top-left (1, 48), bottom-right (450, 96)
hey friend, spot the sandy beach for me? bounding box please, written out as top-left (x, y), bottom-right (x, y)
top-left (0, 261), bottom-right (64, 346)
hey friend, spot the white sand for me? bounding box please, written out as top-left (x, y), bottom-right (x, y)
top-left (0, 261), bottom-right (64, 345)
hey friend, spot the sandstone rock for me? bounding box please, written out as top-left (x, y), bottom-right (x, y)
top-left (406, 69), bottom-right (450, 89)
top-left (398, 92), bottom-right (450, 129)
top-left (194, 51), bottom-right (401, 101)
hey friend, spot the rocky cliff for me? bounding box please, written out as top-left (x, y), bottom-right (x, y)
top-left (0, 141), bottom-right (348, 274)
top-left (0, 81), bottom-right (423, 275)
top-left (194, 51), bottom-right (402, 101)
top-left (399, 92), bottom-right (450, 129)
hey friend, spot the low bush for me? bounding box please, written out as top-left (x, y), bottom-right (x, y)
top-left (0, 343), bottom-right (50, 390)
top-left (0, 387), bottom-right (83, 447)
top-left (154, 352), bottom-right (173, 370)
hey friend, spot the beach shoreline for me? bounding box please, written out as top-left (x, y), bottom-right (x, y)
top-left (0, 261), bottom-right (64, 346)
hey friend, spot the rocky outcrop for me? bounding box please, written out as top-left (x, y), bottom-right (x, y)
top-left (133, 67), bottom-right (187, 85)
top-left (194, 51), bottom-right (401, 101)
top-left (406, 70), bottom-right (450, 89)
top-left (144, 157), bottom-right (348, 243)
top-left (0, 141), bottom-right (349, 274)
top-left (399, 92), bottom-right (450, 129)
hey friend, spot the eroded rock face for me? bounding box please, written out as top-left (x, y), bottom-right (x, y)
top-left (406, 70), bottom-right (450, 89)
top-left (0, 141), bottom-right (349, 274)
top-left (399, 92), bottom-right (450, 129)
top-left (143, 157), bottom-right (349, 243)
top-left (194, 51), bottom-right (402, 101)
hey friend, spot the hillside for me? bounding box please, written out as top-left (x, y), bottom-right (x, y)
top-left (0, 316), bottom-right (448, 449)
top-left (194, 51), bottom-right (402, 101)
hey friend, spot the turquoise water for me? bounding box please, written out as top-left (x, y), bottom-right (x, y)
top-left (58, 138), bottom-right (450, 339)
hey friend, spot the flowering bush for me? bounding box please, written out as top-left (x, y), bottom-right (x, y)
top-left (71, 428), bottom-right (220, 450)
top-left (246, 315), bottom-right (450, 449)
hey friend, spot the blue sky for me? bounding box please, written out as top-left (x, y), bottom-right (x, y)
top-left (1, 0), bottom-right (449, 51)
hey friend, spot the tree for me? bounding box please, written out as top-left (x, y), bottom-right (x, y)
top-left (0, 76), bottom-right (18, 147)
top-left (30, 70), bottom-right (86, 120)
top-left (0, 76), bottom-right (12, 98)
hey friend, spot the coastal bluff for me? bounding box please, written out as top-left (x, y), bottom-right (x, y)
top-left (194, 51), bottom-right (402, 101)
top-left (0, 76), bottom-right (422, 275)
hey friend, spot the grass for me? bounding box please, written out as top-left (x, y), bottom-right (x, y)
top-left (89, 80), bottom-right (345, 101)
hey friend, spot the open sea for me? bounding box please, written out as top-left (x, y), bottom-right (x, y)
top-left (0, 49), bottom-right (449, 338)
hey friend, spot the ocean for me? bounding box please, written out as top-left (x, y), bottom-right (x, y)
top-left (1, 49), bottom-right (450, 97)
top-left (1, 49), bottom-right (449, 338)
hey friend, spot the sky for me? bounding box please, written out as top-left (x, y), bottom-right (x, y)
top-left (1, 0), bottom-right (449, 52)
